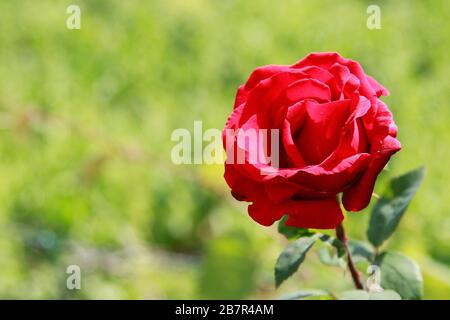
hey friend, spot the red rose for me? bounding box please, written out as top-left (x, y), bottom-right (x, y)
top-left (223, 52), bottom-right (401, 229)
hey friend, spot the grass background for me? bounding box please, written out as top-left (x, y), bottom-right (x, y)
top-left (0, 0), bottom-right (448, 299)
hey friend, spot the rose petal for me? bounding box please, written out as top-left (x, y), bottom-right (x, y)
top-left (295, 99), bottom-right (350, 165)
top-left (297, 65), bottom-right (335, 84)
top-left (282, 119), bottom-right (307, 168)
top-left (292, 52), bottom-right (378, 99)
top-left (244, 65), bottom-right (289, 90)
top-left (343, 100), bottom-right (401, 212)
top-left (248, 189), bottom-right (286, 226)
top-left (284, 197), bottom-right (344, 229)
top-left (328, 63), bottom-right (351, 91)
top-left (224, 163), bottom-right (260, 201)
top-left (367, 75), bottom-right (389, 97)
top-left (234, 65), bottom-right (288, 109)
top-left (266, 153), bottom-right (371, 192)
top-left (342, 74), bottom-right (360, 98)
top-left (240, 70), bottom-right (308, 127)
top-left (292, 52), bottom-right (342, 69)
top-left (342, 135), bottom-right (401, 211)
top-left (286, 78), bottom-right (331, 103)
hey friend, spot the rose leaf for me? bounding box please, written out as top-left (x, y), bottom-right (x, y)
top-left (376, 251), bottom-right (423, 300)
top-left (339, 289), bottom-right (401, 300)
top-left (367, 166), bottom-right (425, 247)
top-left (274, 236), bottom-right (316, 287)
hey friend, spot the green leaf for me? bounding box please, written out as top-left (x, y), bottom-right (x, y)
top-left (368, 166), bottom-right (425, 247)
top-left (340, 290), bottom-right (369, 300)
top-left (348, 240), bottom-right (375, 263)
top-left (376, 252), bottom-right (423, 300)
top-left (317, 246), bottom-right (345, 268)
top-left (274, 236), bottom-right (316, 287)
top-left (370, 290), bottom-right (402, 300)
top-left (279, 289), bottom-right (331, 300)
top-left (319, 234), bottom-right (345, 257)
top-left (317, 239), bottom-right (374, 267)
top-left (340, 290), bottom-right (401, 300)
top-left (278, 215), bottom-right (315, 239)
top-left (316, 236), bottom-right (346, 268)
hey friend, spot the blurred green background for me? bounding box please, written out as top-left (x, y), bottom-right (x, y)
top-left (0, 0), bottom-right (448, 299)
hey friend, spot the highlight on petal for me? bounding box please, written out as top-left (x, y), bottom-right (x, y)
top-left (244, 65), bottom-right (289, 90)
top-left (286, 78), bottom-right (331, 103)
top-left (234, 65), bottom-right (289, 108)
top-left (239, 70), bottom-right (308, 126)
top-left (296, 65), bottom-right (334, 84)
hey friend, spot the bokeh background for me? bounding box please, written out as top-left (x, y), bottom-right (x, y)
top-left (0, 0), bottom-right (448, 299)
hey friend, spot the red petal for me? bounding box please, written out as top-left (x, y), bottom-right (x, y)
top-left (367, 75), bottom-right (389, 97)
top-left (286, 78), bottom-right (331, 103)
top-left (247, 189), bottom-right (286, 226)
top-left (295, 99), bottom-right (350, 165)
top-left (285, 198), bottom-right (344, 229)
top-left (234, 65), bottom-right (288, 109)
top-left (342, 136), bottom-right (401, 211)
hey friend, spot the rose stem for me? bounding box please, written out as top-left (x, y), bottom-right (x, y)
top-left (335, 223), bottom-right (364, 290)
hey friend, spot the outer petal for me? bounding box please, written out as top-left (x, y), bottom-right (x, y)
top-left (244, 65), bottom-right (289, 90)
top-left (284, 198), bottom-right (344, 229)
top-left (240, 70), bottom-right (308, 127)
top-left (367, 75), bottom-right (389, 97)
top-left (292, 52), bottom-right (342, 69)
top-left (224, 103), bottom-right (245, 131)
top-left (342, 136), bottom-right (401, 211)
top-left (264, 180), bottom-right (337, 204)
top-left (264, 153), bottom-right (371, 192)
top-left (225, 164), bottom-right (341, 228)
top-left (224, 163), bottom-right (261, 202)
top-left (234, 65), bottom-right (288, 109)
top-left (292, 52), bottom-right (378, 99)
top-left (248, 193), bottom-right (286, 226)
top-left (342, 99), bottom-right (401, 211)
top-left (225, 165), bottom-right (285, 227)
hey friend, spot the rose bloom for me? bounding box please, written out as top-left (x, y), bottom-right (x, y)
top-left (223, 52), bottom-right (401, 229)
